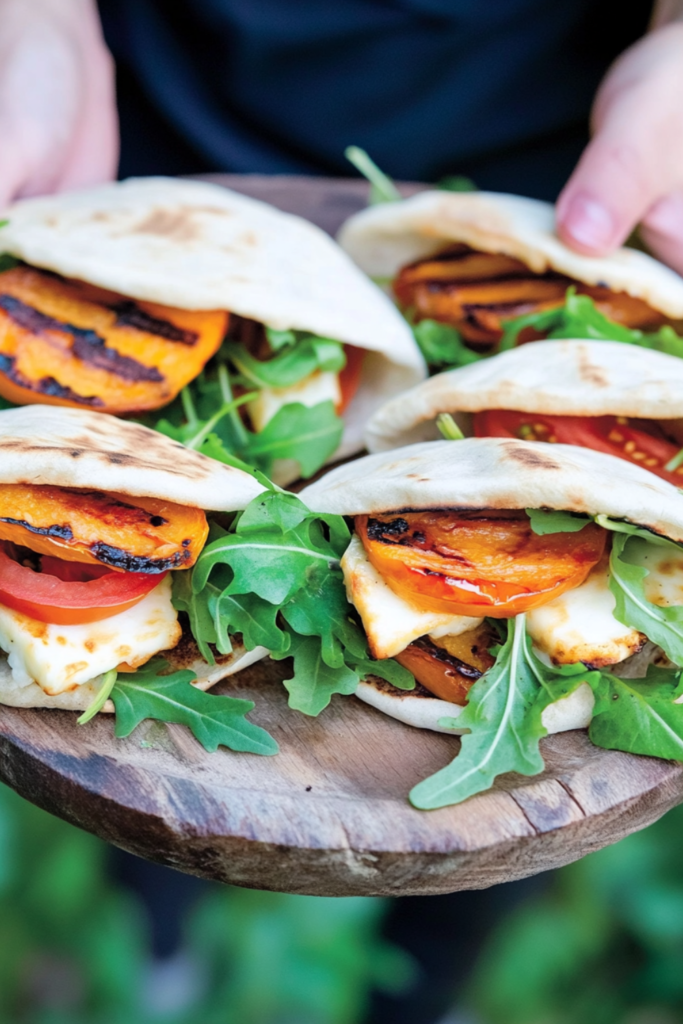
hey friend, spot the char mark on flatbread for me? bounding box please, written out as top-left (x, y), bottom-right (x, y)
top-left (111, 300), bottom-right (199, 345)
top-left (0, 295), bottom-right (164, 384)
top-left (502, 444), bottom-right (562, 469)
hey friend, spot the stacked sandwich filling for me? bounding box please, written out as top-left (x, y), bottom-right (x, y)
top-left (0, 482), bottom-right (206, 695)
top-left (223, 312), bottom-right (364, 432)
top-left (342, 507), bottom-right (680, 706)
top-left (394, 243), bottom-right (667, 348)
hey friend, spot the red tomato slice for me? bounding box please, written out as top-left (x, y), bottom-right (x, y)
top-left (474, 410), bottom-right (683, 486)
top-left (0, 546), bottom-right (166, 625)
top-left (338, 345), bottom-right (365, 414)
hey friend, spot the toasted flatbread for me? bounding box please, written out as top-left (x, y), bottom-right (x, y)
top-left (0, 404), bottom-right (265, 510)
top-left (300, 436), bottom-right (683, 541)
top-left (0, 177), bottom-right (426, 463)
top-left (365, 339), bottom-right (683, 452)
top-left (338, 191), bottom-right (683, 319)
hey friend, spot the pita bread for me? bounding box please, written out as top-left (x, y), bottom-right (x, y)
top-left (355, 675), bottom-right (595, 735)
top-left (0, 633), bottom-right (268, 712)
top-left (0, 404), bottom-right (265, 510)
top-left (300, 437), bottom-right (683, 541)
top-left (0, 177), bottom-right (425, 463)
top-left (338, 191), bottom-right (683, 320)
top-left (365, 339), bottom-right (683, 452)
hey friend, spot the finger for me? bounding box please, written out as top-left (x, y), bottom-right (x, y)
top-left (640, 191), bottom-right (683, 276)
top-left (556, 24), bottom-right (683, 255)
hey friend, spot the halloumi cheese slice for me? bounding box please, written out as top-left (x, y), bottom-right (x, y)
top-left (341, 533), bottom-right (482, 659)
top-left (0, 576), bottom-right (180, 696)
top-left (246, 370), bottom-right (341, 433)
top-left (526, 557), bottom-right (644, 667)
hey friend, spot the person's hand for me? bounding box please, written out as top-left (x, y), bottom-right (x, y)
top-left (556, 20), bottom-right (683, 274)
top-left (0, 0), bottom-right (117, 205)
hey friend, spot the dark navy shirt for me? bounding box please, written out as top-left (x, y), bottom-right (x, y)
top-left (99, 0), bottom-right (650, 200)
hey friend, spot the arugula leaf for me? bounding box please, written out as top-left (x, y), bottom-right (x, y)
top-left (346, 653), bottom-right (416, 690)
top-left (245, 401), bottom-right (344, 479)
top-left (213, 591), bottom-right (289, 655)
top-left (412, 319), bottom-right (483, 370)
top-left (0, 254), bottom-right (18, 273)
top-left (410, 615), bottom-right (549, 808)
top-left (499, 288), bottom-right (683, 355)
top-left (111, 659), bottom-right (278, 755)
top-left (345, 145), bottom-right (402, 204)
top-left (593, 515), bottom-right (678, 548)
top-left (282, 571), bottom-right (366, 668)
top-left (588, 667), bottom-right (683, 761)
top-left (225, 335), bottom-right (345, 389)
top-left (172, 569), bottom-right (219, 663)
top-left (277, 634), bottom-right (360, 716)
top-left (526, 508), bottom-right (593, 535)
top-left (185, 490), bottom-right (413, 717)
top-left (609, 533), bottom-right (683, 666)
top-left (437, 175), bottom-right (477, 193)
top-left (193, 493), bottom-right (342, 606)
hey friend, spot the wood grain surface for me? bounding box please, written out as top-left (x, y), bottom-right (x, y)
top-left (0, 174), bottom-right (682, 897)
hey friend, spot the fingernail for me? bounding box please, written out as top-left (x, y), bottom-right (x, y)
top-left (560, 194), bottom-right (615, 251)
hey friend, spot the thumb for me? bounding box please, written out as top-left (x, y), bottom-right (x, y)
top-left (556, 24), bottom-right (683, 256)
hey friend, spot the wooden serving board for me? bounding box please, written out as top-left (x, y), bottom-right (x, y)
top-left (0, 175), bottom-right (682, 898)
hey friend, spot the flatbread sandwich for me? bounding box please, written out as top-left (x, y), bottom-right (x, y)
top-left (338, 190), bottom-right (683, 363)
top-left (0, 405), bottom-right (280, 754)
top-left (295, 438), bottom-right (683, 808)
top-left (365, 338), bottom-right (683, 486)
top-left (0, 177), bottom-right (425, 484)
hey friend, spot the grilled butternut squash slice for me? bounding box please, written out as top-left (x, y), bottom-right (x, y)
top-left (0, 483), bottom-right (208, 571)
top-left (394, 245), bottom-right (666, 345)
top-left (0, 266), bottom-right (228, 413)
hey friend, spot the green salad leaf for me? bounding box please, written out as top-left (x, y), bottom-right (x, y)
top-left (609, 533), bottom-right (683, 666)
top-left (225, 335), bottom-right (345, 390)
top-left (245, 401), bottom-right (343, 478)
top-left (437, 175), bottom-right (477, 193)
top-left (110, 659), bottom-right (278, 755)
top-left (153, 361), bottom-right (343, 482)
top-left (344, 145), bottom-right (402, 204)
top-left (526, 508), bottom-right (593, 535)
top-left (588, 666), bottom-right (683, 761)
top-left (411, 319), bottom-right (483, 370)
top-left (184, 490), bottom-right (415, 717)
top-left (410, 615), bottom-right (583, 809)
top-left (499, 287), bottom-right (683, 355)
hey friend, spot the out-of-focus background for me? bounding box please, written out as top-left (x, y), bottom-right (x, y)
top-left (3, 782), bottom-right (683, 1024)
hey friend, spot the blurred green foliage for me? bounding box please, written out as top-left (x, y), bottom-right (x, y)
top-left (5, 771), bottom-right (683, 1024)
top-left (0, 781), bottom-right (412, 1024)
top-left (469, 803), bottom-right (683, 1024)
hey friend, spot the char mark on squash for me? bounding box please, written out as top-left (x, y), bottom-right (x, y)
top-left (411, 636), bottom-right (484, 680)
top-left (0, 517), bottom-right (74, 541)
top-left (0, 294), bottom-right (164, 383)
top-left (111, 300), bottom-right (199, 345)
top-left (366, 517), bottom-right (409, 543)
top-left (89, 542), bottom-right (189, 573)
top-left (0, 352), bottom-right (104, 406)
top-left (71, 331), bottom-right (164, 382)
